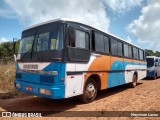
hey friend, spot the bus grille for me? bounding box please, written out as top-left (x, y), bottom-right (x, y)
top-left (40, 76), bottom-right (54, 84)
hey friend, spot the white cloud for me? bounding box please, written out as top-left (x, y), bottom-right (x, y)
top-left (127, 0), bottom-right (160, 51)
top-left (0, 8), bottom-right (15, 19)
top-left (2, 0), bottom-right (146, 32)
top-left (4, 0), bottom-right (110, 32)
top-left (103, 0), bottom-right (145, 13)
top-left (0, 37), bottom-right (9, 43)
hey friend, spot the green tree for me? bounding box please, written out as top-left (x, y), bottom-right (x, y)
top-left (145, 49), bottom-right (155, 56)
top-left (145, 49), bottom-right (160, 57)
top-left (155, 51), bottom-right (160, 57)
top-left (0, 41), bottom-right (19, 63)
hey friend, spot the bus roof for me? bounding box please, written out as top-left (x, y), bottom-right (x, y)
top-left (23, 18), bottom-right (143, 50)
top-left (147, 56), bottom-right (159, 58)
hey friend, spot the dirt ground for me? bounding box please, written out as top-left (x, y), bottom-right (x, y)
top-left (0, 78), bottom-right (160, 120)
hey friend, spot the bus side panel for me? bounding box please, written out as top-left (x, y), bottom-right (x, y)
top-left (124, 59), bottom-right (146, 82)
top-left (64, 56), bottom-right (96, 98)
top-left (156, 59), bottom-right (160, 77)
top-left (132, 60), bottom-right (146, 80)
top-left (123, 58), bottom-right (134, 83)
top-left (64, 55), bottom-right (147, 98)
top-left (108, 56), bottom-right (125, 88)
top-left (138, 61), bottom-right (147, 79)
top-left (108, 58), bottom-right (146, 88)
top-left (86, 55), bottom-right (111, 90)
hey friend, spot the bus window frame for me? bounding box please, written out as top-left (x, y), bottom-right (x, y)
top-left (67, 25), bottom-right (90, 51)
top-left (66, 24), bottom-right (91, 62)
top-left (66, 22), bottom-right (146, 62)
top-left (91, 30), bottom-right (111, 56)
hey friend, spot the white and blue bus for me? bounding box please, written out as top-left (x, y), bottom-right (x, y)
top-left (14, 19), bottom-right (147, 103)
top-left (146, 56), bottom-right (160, 79)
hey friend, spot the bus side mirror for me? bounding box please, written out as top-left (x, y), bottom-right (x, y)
top-left (13, 41), bottom-right (16, 54)
top-left (13, 38), bottom-right (19, 62)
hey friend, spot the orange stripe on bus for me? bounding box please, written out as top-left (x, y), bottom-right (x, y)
top-left (85, 55), bottom-right (146, 90)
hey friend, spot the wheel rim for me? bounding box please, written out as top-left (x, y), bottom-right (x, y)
top-left (86, 83), bottom-right (96, 98)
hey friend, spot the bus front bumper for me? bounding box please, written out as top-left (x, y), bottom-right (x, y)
top-left (147, 71), bottom-right (155, 77)
top-left (14, 79), bottom-right (65, 99)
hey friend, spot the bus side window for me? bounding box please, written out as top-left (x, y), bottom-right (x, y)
top-left (68, 27), bottom-right (89, 50)
top-left (111, 38), bottom-right (118, 55)
top-left (75, 30), bottom-right (89, 49)
top-left (143, 50), bottom-right (146, 60)
top-left (118, 41), bottom-right (123, 56)
top-left (139, 49), bottom-right (144, 60)
top-left (128, 45), bottom-right (133, 58)
top-left (94, 32), bottom-right (104, 52)
top-left (133, 47), bottom-right (139, 59)
top-left (124, 43), bottom-right (129, 57)
top-left (104, 36), bottom-right (110, 54)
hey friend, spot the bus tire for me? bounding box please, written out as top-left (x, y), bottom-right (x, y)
top-left (79, 78), bottom-right (97, 103)
top-left (130, 74), bottom-right (137, 88)
top-left (153, 73), bottom-right (157, 80)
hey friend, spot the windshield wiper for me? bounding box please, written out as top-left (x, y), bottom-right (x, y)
top-left (21, 49), bottom-right (32, 60)
top-left (33, 50), bottom-right (41, 60)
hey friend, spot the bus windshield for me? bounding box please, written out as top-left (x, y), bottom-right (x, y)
top-left (147, 58), bottom-right (154, 67)
top-left (19, 36), bottom-right (34, 54)
top-left (18, 22), bottom-right (64, 61)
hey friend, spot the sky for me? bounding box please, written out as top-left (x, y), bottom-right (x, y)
top-left (0, 0), bottom-right (160, 51)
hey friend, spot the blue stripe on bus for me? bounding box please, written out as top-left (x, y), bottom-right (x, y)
top-left (43, 62), bottom-right (66, 84)
top-left (108, 60), bottom-right (146, 88)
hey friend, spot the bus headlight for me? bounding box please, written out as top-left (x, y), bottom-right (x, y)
top-left (39, 88), bottom-right (51, 95)
top-left (16, 83), bottom-right (20, 89)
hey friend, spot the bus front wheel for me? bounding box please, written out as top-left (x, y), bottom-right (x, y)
top-left (79, 78), bottom-right (97, 103)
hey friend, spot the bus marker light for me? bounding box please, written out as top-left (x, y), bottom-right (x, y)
top-left (39, 88), bottom-right (45, 94)
top-left (39, 88), bottom-right (51, 95)
top-left (70, 76), bottom-right (74, 78)
top-left (61, 78), bottom-right (65, 81)
top-left (26, 86), bottom-right (32, 91)
top-left (45, 90), bottom-right (51, 95)
top-left (16, 83), bottom-right (20, 89)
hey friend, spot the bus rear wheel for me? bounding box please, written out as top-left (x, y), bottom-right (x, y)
top-left (130, 74), bottom-right (137, 88)
top-left (79, 78), bottom-right (97, 103)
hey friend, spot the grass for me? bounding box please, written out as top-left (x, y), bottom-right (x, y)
top-left (0, 63), bottom-right (32, 99)
top-left (0, 63), bottom-right (16, 92)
